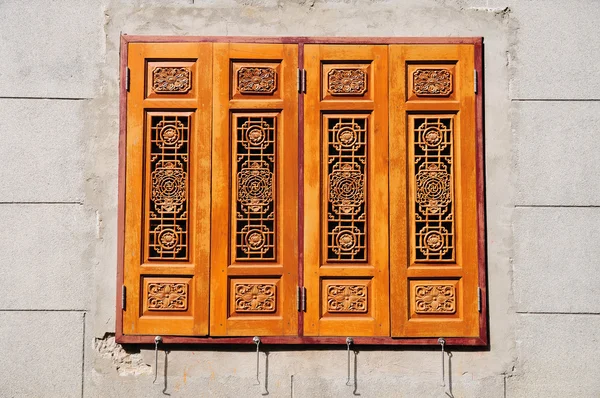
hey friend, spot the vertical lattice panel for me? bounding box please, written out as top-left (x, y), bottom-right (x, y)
top-left (326, 116), bottom-right (367, 262)
top-left (147, 114), bottom-right (190, 260)
top-left (234, 115), bottom-right (277, 261)
top-left (412, 116), bottom-right (454, 262)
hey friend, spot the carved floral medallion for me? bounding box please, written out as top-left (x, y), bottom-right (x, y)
top-left (414, 284), bottom-right (455, 313)
top-left (327, 68), bottom-right (367, 96)
top-left (412, 69), bottom-right (453, 96)
top-left (327, 285), bottom-right (367, 313)
top-left (152, 67), bottom-right (191, 93)
top-left (237, 67), bottom-right (277, 94)
top-left (235, 283), bottom-right (276, 312)
top-left (147, 282), bottom-right (188, 310)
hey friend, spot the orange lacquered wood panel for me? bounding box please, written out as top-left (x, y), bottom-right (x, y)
top-left (389, 44), bottom-right (479, 338)
top-left (210, 43), bottom-right (299, 336)
top-left (304, 45), bottom-right (389, 336)
top-left (124, 43), bottom-right (212, 336)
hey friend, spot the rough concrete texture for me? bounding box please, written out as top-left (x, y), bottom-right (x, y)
top-left (0, 204), bottom-right (95, 310)
top-left (0, 311), bottom-right (85, 397)
top-left (514, 101), bottom-right (600, 206)
top-left (507, 314), bottom-right (600, 397)
top-left (0, 1), bottom-right (104, 99)
top-left (0, 99), bottom-right (87, 203)
top-left (513, 207), bottom-right (600, 313)
top-left (2, 0), bottom-right (600, 396)
top-left (509, 0), bottom-right (600, 99)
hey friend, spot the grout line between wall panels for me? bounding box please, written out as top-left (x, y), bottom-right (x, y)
top-left (514, 204), bottom-right (600, 208)
top-left (0, 201), bottom-right (84, 205)
top-left (516, 311), bottom-right (600, 315)
top-left (0, 96), bottom-right (91, 101)
top-left (511, 98), bottom-right (600, 102)
top-left (0, 309), bottom-right (89, 312)
top-left (81, 312), bottom-right (86, 398)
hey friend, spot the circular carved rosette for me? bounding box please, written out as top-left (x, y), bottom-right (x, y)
top-left (415, 163), bottom-right (451, 214)
top-left (155, 120), bottom-right (185, 149)
top-left (237, 161), bottom-right (273, 213)
top-left (418, 226), bottom-right (449, 257)
top-left (151, 161), bottom-right (187, 213)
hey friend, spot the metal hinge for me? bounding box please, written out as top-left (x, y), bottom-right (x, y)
top-left (126, 67), bottom-right (131, 92)
top-left (297, 68), bottom-right (306, 94)
top-left (477, 287), bottom-right (482, 312)
top-left (297, 286), bottom-right (307, 312)
top-left (474, 70), bottom-right (478, 94)
top-left (122, 285), bottom-right (127, 310)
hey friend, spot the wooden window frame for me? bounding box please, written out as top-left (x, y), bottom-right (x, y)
top-left (116, 35), bottom-right (487, 347)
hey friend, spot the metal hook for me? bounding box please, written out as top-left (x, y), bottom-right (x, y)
top-left (253, 336), bottom-right (261, 385)
top-left (153, 336), bottom-right (162, 384)
top-left (346, 337), bottom-right (354, 386)
top-left (438, 337), bottom-right (446, 387)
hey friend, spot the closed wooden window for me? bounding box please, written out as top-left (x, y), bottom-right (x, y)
top-left (118, 38), bottom-right (486, 345)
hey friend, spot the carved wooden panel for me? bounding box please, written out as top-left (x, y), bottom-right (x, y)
top-left (321, 63), bottom-right (371, 101)
top-left (234, 283), bottom-right (277, 313)
top-left (234, 114), bottom-right (277, 261)
top-left (406, 64), bottom-right (456, 102)
top-left (152, 67), bottom-right (192, 93)
top-left (147, 282), bottom-right (189, 311)
top-left (231, 62), bottom-right (281, 99)
top-left (412, 68), bottom-right (452, 96)
top-left (145, 61), bottom-right (196, 99)
top-left (325, 115), bottom-right (367, 262)
top-left (147, 113), bottom-right (190, 261)
top-left (412, 116), bottom-right (455, 262)
top-left (327, 284), bottom-right (368, 313)
top-left (414, 284), bottom-right (456, 314)
top-left (327, 68), bottom-right (367, 96)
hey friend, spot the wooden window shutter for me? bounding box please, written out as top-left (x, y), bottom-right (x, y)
top-left (303, 45), bottom-right (390, 336)
top-left (120, 39), bottom-right (485, 343)
top-left (123, 43), bottom-right (212, 335)
top-left (389, 44), bottom-right (481, 337)
top-left (209, 44), bottom-right (299, 336)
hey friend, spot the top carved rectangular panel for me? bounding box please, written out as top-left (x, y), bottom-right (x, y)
top-left (231, 62), bottom-right (282, 99)
top-left (145, 60), bottom-right (197, 100)
top-left (406, 63), bottom-right (457, 102)
top-left (321, 63), bottom-right (372, 101)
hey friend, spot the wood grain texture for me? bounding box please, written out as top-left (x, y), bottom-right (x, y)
top-left (117, 38), bottom-right (488, 346)
top-left (210, 43), bottom-right (299, 336)
top-left (389, 44), bottom-right (480, 338)
top-left (123, 43), bottom-right (212, 336)
top-left (304, 45), bottom-right (389, 337)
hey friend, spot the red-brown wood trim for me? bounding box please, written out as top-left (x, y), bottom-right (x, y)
top-left (121, 35), bottom-right (482, 45)
top-left (297, 42), bottom-right (305, 336)
top-left (474, 38), bottom-right (489, 346)
top-left (116, 334), bottom-right (487, 346)
top-left (116, 37), bottom-right (488, 347)
top-left (115, 35), bottom-right (128, 343)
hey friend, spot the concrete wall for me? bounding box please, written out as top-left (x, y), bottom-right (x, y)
top-left (0, 0), bottom-right (598, 396)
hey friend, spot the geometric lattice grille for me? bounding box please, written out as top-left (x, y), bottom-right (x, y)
top-left (235, 116), bottom-right (276, 261)
top-left (413, 116), bottom-right (454, 261)
top-left (326, 116), bottom-right (367, 262)
top-left (147, 115), bottom-right (189, 260)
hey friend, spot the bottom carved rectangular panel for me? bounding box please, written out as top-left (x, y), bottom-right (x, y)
top-left (228, 278), bottom-right (281, 318)
top-left (408, 279), bottom-right (460, 320)
top-left (141, 276), bottom-right (193, 317)
top-left (321, 279), bottom-right (372, 318)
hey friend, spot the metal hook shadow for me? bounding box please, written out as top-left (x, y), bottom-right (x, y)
top-left (444, 351), bottom-right (454, 398)
top-left (352, 349), bottom-right (361, 396)
top-left (262, 351), bottom-right (270, 396)
top-left (162, 350), bottom-right (171, 396)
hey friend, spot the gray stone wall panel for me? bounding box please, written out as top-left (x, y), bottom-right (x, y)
top-left (0, 99), bottom-right (87, 202)
top-left (513, 207), bottom-right (600, 313)
top-left (514, 101), bottom-right (600, 206)
top-left (0, 205), bottom-right (94, 310)
top-left (0, 311), bottom-right (84, 398)
top-left (0, 1), bottom-right (104, 98)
